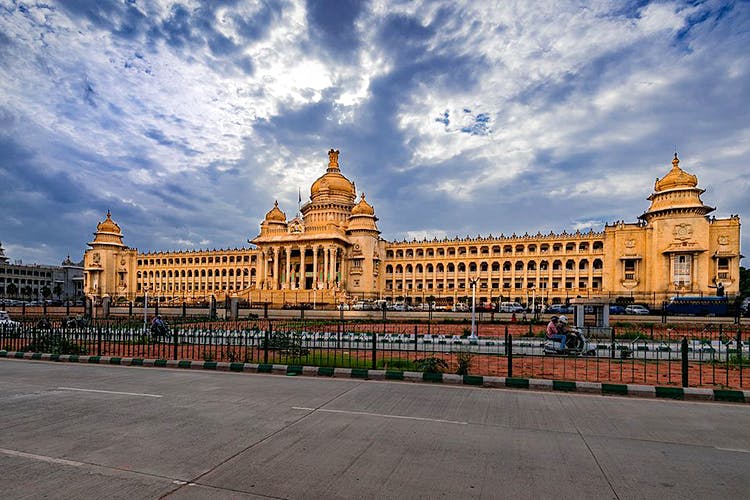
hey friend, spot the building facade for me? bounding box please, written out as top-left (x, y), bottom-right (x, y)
top-left (83, 151), bottom-right (741, 308)
top-left (0, 241), bottom-right (84, 304)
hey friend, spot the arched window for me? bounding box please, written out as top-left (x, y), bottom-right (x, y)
top-left (565, 259), bottom-right (575, 271)
top-left (426, 264), bottom-right (434, 272)
top-left (436, 263), bottom-right (445, 272)
top-left (491, 262), bottom-right (500, 272)
top-left (515, 261), bottom-right (524, 271)
top-left (386, 265), bottom-right (394, 273)
top-left (540, 260), bottom-right (549, 271)
top-left (469, 262), bottom-right (477, 272)
top-left (527, 261), bottom-right (537, 271)
top-left (480, 262), bottom-right (488, 272)
top-left (503, 261), bottom-right (511, 272)
top-left (593, 259), bottom-right (603, 270)
top-left (395, 265), bottom-right (403, 274)
top-left (447, 263), bottom-right (455, 272)
top-left (579, 259), bottom-right (589, 270)
top-left (415, 264), bottom-right (423, 273)
top-left (553, 260), bottom-right (562, 270)
top-left (458, 263), bottom-right (466, 272)
top-left (405, 264), bottom-right (413, 273)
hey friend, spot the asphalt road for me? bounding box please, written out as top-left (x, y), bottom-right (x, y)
top-left (1, 360), bottom-right (749, 499)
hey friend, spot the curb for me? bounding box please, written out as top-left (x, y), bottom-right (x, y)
top-left (1, 350), bottom-right (748, 404)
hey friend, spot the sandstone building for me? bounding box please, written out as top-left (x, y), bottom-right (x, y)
top-left (83, 151), bottom-right (741, 308)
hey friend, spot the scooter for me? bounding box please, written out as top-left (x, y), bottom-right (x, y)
top-left (543, 327), bottom-right (597, 356)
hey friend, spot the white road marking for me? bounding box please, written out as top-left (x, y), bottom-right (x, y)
top-left (0, 447), bottom-right (85, 467)
top-left (58, 387), bottom-right (163, 398)
top-left (715, 447), bottom-right (750, 454)
top-left (292, 406), bottom-right (467, 425)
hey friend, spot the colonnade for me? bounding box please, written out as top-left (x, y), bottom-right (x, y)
top-left (257, 243), bottom-right (345, 290)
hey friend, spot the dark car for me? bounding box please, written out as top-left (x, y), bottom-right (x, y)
top-left (547, 304), bottom-right (572, 314)
top-left (609, 305), bottom-right (626, 315)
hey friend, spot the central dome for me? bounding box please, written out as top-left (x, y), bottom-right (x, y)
top-left (310, 149), bottom-right (356, 202)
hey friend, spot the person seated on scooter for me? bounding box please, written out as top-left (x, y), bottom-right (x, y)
top-left (558, 315), bottom-right (581, 349)
top-left (546, 315), bottom-right (566, 350)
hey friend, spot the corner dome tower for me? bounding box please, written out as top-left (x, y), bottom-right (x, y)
top-left (640, 154), bottom-right (714, 222)
top-left (90, 210), bottom-right (126, 248)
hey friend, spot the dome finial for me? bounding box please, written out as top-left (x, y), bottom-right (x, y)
top-left (328, 149), bottom-right (340, 169)
top-left (672, 152), bottom-right (679, 168)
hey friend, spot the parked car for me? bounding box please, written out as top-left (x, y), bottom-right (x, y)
top-left (452, 302), bottom-right (470, 312)
top-left (499, 301), bottom-right (525, 313)
top-left (625, 304), bottom-right (650, 315)
top-left (608, 305), bottom-right (626, 315)
top-left (475, 302), bottom-right (495, 312)
top-left (547, 304), bottom-right (572, 314)
top-left (0, 310), bottom-right (20, 327)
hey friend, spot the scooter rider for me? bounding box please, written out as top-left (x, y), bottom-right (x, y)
top-left (558, 315), bottom-right (582, 349)
top-left (546, 315), bottom-right (566, 350)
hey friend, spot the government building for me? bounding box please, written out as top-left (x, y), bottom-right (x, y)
top-left (83, 150), bottom-right (741, 308)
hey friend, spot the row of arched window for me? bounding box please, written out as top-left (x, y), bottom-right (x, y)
top-left (385, 259), bottom-right (603, 274)
top-left (137, 268), bottom-right (257, 279)
top-left (385, 241), bottom-right (604, 259)
top-left (137, 254), bottom-right (255, 266)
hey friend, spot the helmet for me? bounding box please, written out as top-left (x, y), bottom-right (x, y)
top-left (550, 315), bottom-right (559, 321)
top-left (558, 315), bottom-right (568, 324)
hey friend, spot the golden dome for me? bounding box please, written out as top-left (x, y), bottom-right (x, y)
top-left (310, 149), bottom-right (356, 201)
top-left (96, 210), bottom-right (122, 235)
top-left (351, 193), bottom-right (375, 216)
top-left (264, 201), bottom-right (286, 222)
top-left (654, 154), bottom-right (698, 192)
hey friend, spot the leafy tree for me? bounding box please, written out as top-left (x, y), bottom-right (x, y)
top-left (53, 283), bottom-right (63, 300)
top-left (740, 267), bottom-right (749, 296)
top-left (6, 283), bottom-right (18, 298)
top-left (41, 286), bottom-right (52, 300)
top-left (22, 285), bottom-right (33, 301)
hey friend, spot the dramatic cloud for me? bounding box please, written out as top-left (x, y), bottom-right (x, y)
top-left (0, 0), bottom-right (747, 265)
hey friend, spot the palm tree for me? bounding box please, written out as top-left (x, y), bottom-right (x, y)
top-left (53, 283), bottom-right (63, 301)
top-left (6, 282), bottom-right (17, 299)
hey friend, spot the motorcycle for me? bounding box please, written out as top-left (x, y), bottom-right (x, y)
top-left (543, 327), bottom-right (597, 356)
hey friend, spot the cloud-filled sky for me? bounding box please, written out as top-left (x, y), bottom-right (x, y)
top-left (0, 0), bottom-right (748, 266)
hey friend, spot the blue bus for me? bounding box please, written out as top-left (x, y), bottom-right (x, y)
top-left (663, 296), bottom-right (728, 316)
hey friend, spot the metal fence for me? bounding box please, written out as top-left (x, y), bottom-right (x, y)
top-left (1, 319), bottom-right (747, 389)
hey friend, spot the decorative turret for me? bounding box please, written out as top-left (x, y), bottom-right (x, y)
top-left (640, 154), bottom-right (714, 222)
top-left (264, 201), bottom-right (287, 224)
top-left (89, 210), bottom-right (127, 248)
top-left (0, 241), bottom-right (8, 264)
top-left (348, 193), bottom-right (379, 233)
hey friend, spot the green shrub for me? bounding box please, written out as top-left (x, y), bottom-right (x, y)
top-left (414, 356), bottom-right (449, 373)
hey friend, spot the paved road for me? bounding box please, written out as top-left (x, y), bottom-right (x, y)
top-left (1, 360), bottom-right (748, 499)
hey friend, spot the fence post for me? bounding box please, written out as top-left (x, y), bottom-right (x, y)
top-left (371, 329), bottom-right (377, 370)
top-left (507, 333), bottom-right (513, 378)
top-left (264, 320), bottom-right (271, 364)
top-left (97, 326), bottom-right (102, 356)
top-left (681, 337), bottom-right (689, 387)
top-left (610, 326), bottom-right (616, 359)
top-left (172, 325), bottom-right (178, 360)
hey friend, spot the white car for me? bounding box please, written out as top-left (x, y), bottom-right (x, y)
top-left (0, 310), bottom-right (20, 327)
top-left (625, 304), bottom-right (650, 315)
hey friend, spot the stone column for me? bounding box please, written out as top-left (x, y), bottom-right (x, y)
top-left (313, 245), bottom-right (319, 289)
top-left (323, 247), bottom-right (330, 288)
top-left (285, 246), bottom-right (292, 289)
top-left (299, 245), bottom-right (307, 290)
top-left (272, 247), bottom-right (280, 290)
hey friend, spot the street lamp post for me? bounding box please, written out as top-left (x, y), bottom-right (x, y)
top-left (469, 277), bottom-right (479, 339)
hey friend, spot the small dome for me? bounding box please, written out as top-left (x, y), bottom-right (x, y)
top-left (96, 211), bottom-right (122, 235)
top-left (655, 154), bottom-right (698, 192)
top-left (351, 193), bottom-right (375, 216)
top-left (310, 149), bottom-right (356, 201)
top-left (264, 201), bottom-right (286, 222)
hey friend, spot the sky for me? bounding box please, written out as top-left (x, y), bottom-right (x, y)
top-left (0, 0), bottom-right (748, 266)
